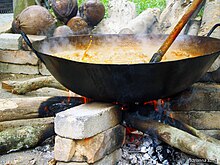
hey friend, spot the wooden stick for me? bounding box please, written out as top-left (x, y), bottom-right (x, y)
top-left (123, 111), bottom-right (220, 164)
top-left (2, 76), bottom-right (67, 94)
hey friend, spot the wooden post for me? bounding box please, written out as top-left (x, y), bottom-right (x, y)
top-left (13, 0), bottom-right (35, 18)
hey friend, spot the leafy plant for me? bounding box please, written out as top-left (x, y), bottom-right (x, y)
top-left (78, 0), bottom-right (166, 16)
top-left (130, 0), bottom-right (166, 14)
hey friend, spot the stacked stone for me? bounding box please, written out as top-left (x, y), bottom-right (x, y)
top-left (0, 33), bottom-right (50, 75)
top-left (54, 102), bottom-right (125, 165)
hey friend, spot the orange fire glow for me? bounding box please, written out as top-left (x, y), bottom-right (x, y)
top-left (82, 96), bottom-right (92, 103)
top-left (143, 100), bottom-right (159, 111)
top-left (143, 98), bottom-right (175, 122)
top-left (67, 90), bottom-right (72, 103)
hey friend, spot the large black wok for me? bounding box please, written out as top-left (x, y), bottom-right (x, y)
top-left (23, 33), bottom-right (220, 103)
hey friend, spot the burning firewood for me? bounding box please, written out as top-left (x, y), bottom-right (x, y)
top-left (123, 110), bottom-right (220, 164)
top-left (2, 76), bottom-right (67, 94)
top-left (0, 96), bottom-right (84, 122)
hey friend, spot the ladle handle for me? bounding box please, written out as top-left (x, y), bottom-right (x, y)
top-left (150, 0), bottom-right (204, 63)
top-left (20, 31), bottom-right (45, 64)
top-left (207, 23), bottom-right (220, 37)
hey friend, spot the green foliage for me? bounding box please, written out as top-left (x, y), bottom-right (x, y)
top-left (77, 0), bottom-right (166, 16)
top-left (130, 0), bottom-right (166, 14)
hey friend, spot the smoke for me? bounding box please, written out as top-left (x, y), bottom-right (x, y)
top-left (39, 37), bottom-right (74, 55)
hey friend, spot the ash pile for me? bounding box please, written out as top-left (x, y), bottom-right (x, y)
top-left (118, 131), bottom-right (191, 165)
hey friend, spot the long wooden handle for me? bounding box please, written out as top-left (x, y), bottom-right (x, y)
top-left (150, 0), bottom-right (204, 63)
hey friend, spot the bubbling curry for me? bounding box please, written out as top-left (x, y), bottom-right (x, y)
top-left (51, 36), bottom-right (198, 64)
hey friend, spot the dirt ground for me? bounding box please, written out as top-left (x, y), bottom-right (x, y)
top-left (0, 137), bottom-right (55, 165)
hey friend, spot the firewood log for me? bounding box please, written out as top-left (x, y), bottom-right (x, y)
top-left (185, 19), bottom-right (201, 35)
top-left (199, 0), bottom-right (220, 73)
top-left (199, 0), bottom-right (220, 38)
top-left (158, 0), bottom-right (204, 34)
top-left (123, 111), bottom-right (220, 164)
top-left (0, 117), bottom-right (54, 132)
top-left (126, 104), bottom-right (220, 144)
top-left (119, 8), bottom-right (161, 34)
top-left (0, 97), bottom-right (84, 122)
top-left (0, 124), bottom-right (54, 154)
top-left (2, 76), bottom-right (67, 94)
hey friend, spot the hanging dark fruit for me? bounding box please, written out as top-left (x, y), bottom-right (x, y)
top-left (79, 0), bottom-right (105, 26)
top-left (51, 0), bottom-right (78, 24)
top-left (53, 25), bottom-right (74, 37)
top-left (67, 16), bottom-right (89, 34)
top-left (12, 5), bottom-right (56, 35)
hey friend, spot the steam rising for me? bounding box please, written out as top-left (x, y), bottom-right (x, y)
top-left (39, 34), bottom-right (202, 64)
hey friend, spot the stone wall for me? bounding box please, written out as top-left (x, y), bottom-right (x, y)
top-left (0, 33), bottom-right (50, 75)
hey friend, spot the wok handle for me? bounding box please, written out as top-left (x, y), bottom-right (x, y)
top-left (150, 0), bottom-right (204, 63)
top-left (207, 23), bottom-right (220, 37)
top-left (20, 31), bottom-right (45, 64)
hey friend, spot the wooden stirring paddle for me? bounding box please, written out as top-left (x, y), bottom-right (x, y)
top-left (150, 0), bottom-right (204, 63)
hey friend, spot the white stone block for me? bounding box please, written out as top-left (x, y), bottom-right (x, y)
top-left (0, 50), bottom-right (38, 65)
top-left (0, 62), bottom-right (39, 74)
top-left (0, 33), bottom-right (22, 50)
top-left (55, 103), bottom-right (122, 139)
top-left (56, 149), bottom-right (122, 165)
top-left (54, 136), bottom-right (76, 162)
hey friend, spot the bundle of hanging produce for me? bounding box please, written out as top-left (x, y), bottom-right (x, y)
top-left (12, 0), bottom-right (105, 36)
